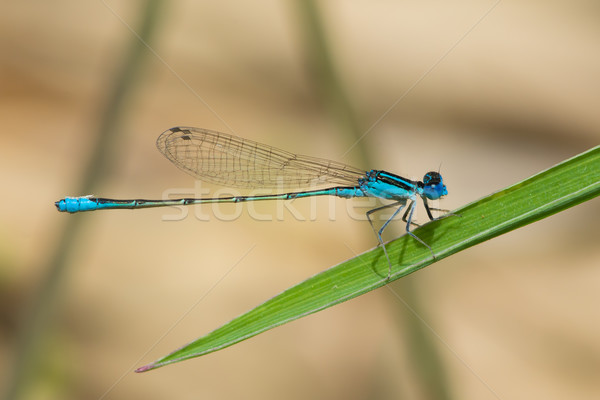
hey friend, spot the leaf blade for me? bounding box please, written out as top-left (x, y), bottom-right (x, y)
top-left (137, 145), bottom-right (599, 372)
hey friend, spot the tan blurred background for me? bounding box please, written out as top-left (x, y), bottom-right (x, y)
top-left (1, 1), bottom-right (599, 399)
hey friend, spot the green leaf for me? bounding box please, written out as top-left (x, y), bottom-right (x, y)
top-left (136, 146), bottom-right (600, 372)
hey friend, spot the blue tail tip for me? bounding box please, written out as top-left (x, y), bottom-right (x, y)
top-left (55, 199), bottom-right (66, 212)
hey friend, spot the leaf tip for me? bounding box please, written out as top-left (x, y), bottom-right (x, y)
top-left (135, 364), bottom-right (156, 373)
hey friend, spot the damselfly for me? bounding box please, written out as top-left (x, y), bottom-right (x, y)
top-left (56, 127), bottom-right (450, 279)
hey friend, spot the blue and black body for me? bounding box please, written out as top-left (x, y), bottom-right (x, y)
top-left (56, 127), bottom-right (449, 279)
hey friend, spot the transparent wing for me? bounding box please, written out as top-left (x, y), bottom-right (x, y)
top-left (156, 127), bottom-right (366, 189)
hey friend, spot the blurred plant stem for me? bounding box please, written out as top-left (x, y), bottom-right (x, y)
top-left (393, 280), bottom-right (453, 400)
top-left (294, 0), bottom-right (368, 165)
top-left (295, 2), bottom-right (452, 399)
top-left (4, 1), bottom-right (166, 399)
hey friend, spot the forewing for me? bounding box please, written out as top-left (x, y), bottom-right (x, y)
top-left (156, 127), bottom-right (365, 189)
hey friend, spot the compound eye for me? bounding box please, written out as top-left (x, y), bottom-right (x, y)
top-left (423, 171), bottom-right (442, 185)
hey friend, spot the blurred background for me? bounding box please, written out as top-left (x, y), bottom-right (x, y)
top-left (1, 1), bottom-right (599, 399)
